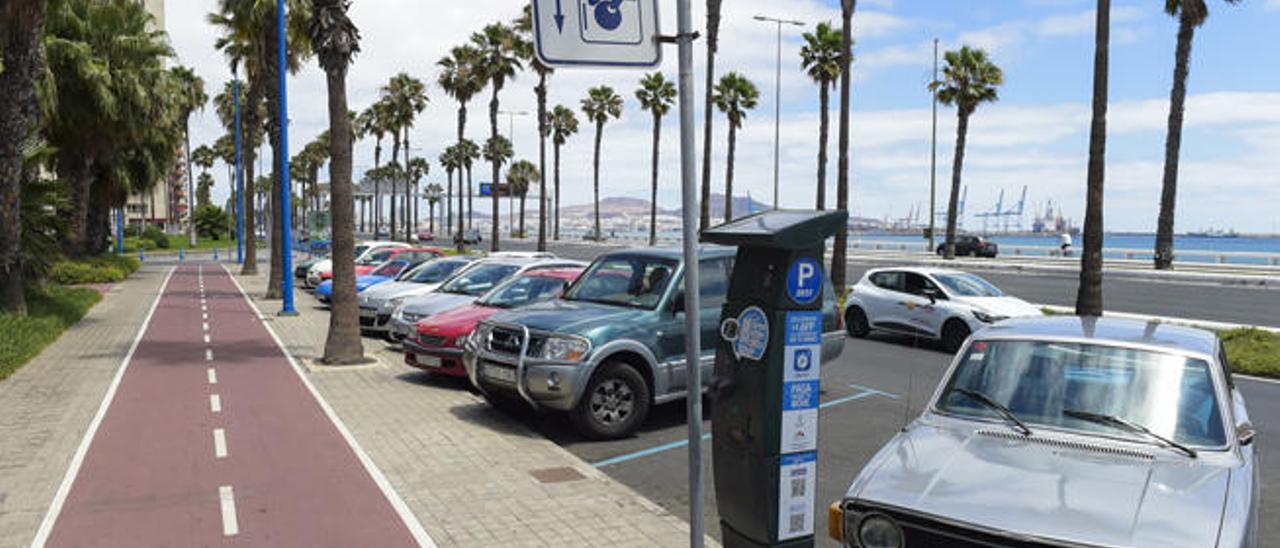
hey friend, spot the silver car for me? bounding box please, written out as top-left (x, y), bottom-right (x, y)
top-left (357, 256), bottom-right (477, 336)
top-left (832, 316), bottom-right (1259, 548)
top-left (386, 257), bottom-right (584, 341)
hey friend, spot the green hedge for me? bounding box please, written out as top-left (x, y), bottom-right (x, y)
top-left (48, 255), bottom-right (141, 285)
top-left (0, 285), bottom-right (102, 381)
top-left (1222, 328), bottom-right (1280, 379)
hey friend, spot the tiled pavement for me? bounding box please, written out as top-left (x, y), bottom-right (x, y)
top-left (230, 267), bottom-right (715, 547)
top-left (0, 265), bottom-right (172, 547)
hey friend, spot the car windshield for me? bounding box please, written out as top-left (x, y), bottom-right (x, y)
top-left (564, 255), bottom-right (678, 309)
top-left (371, 261), bottom-right (408, 277)
top-left (438, 263), bottom-right (520, 296)
top-left (478, 275), bottom-right (569, 309)
top-left (359, 249), bottom-right (396, 265)
top-left (934, 273), bottom-right (1003, 297)
top-left (405, 260), bottom-right (467, 284)
top-left (936, 340), bottom-right (1225, 448)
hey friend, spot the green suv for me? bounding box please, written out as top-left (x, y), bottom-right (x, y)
top-left (465, 246), bottom-right (846, 439)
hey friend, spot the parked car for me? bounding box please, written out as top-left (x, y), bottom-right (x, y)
top-left (321, 247), bottom-right (443, 282)
top-left (936, 234), bottom-right (999, 257)
top-left (295, 255), bottom-right (328, 279)
top-left (358, 257), bottom-right (478, 336)
top-left (415, 229), bottom-right (434, 242)
top-left (386, 257), bottom-right (585, 341)
top-left (404, 268), bottom-right (584, 377)
top-left (465, 247), bottom-right (846, 440)
top-left (830, 316), bottom-right (1258, 548)
top-left (313, 253), bottom-right (431, 303)
top-left (455, 229), bottom-right (483, 245)
top-left (305, 241), bottom-right (408, 288)
top-left (843, 267), bottom-right (1041, 352)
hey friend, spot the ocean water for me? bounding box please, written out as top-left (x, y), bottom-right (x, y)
top-left (850, 233), bottom-right (1280, 265)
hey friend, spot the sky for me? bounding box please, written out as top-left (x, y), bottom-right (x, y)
top-left (165, 0), bottom-right (1280, 234)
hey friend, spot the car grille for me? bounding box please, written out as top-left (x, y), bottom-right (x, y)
top-left (376, 314), bottom-right (391, 327)
top-left (418, 334), bottom-right (448, 347)
top-left (849, 504), bottom-right (1060, 548)
top-left (359, 304), bottom-right (378, 312)
top-left (485, 326), bottom-right (545, 357)
top-left (359, 316), bottom-right (374, 327)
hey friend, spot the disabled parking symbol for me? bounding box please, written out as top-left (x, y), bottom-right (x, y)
top-left (579, 0), bottom-right (645, 45)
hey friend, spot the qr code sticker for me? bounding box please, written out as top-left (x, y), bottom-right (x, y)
top-left (789, 512), bottom-right (805, 533)
top-left (790, 477), bottom-right (806, 498)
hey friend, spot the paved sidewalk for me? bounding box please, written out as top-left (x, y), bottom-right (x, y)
top-left (235, 270), bottom-right (713, 547)
top-left (0, 265), bottom-right (170, 547)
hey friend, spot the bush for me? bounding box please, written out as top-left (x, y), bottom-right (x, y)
top-left (1222, 328), bottom-right (1280, 379)
top-left (47, 255), bottom-right (140, 285)
top-left (140, 225), bottom-right (169, 249)
top-left (122, 237), bottom-right (155, 252)
top-left (0, 284), bottom-right (101, 381)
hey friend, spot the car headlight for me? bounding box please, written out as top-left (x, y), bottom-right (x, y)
top-left (542, 336), bottom-right (591, 362)
top-left (972, 310), bottom-right (1007, 324)
top-left (857, 514), bottom-right (903, 548)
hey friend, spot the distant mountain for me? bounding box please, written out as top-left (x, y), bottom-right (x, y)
top-left (557, 194), bottom-right (771, 219)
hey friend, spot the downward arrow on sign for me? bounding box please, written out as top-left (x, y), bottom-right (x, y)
top-left (554, 0), bottom-right (565, 32)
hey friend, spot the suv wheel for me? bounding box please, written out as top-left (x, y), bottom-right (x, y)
top-left (845, 306), bottom-right (870, 338)
top-left (571, 361), bottom-right (650, 440)
top-left (941, 319), bottom-right (971, 353)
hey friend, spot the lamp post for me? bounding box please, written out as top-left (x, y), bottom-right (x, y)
top-left (499, 109), bottom-right (528, 236)
top-left (928, 38), bottom-right (939, 251)
top-left (753, 15), bottom-right (804, 210)
top-left (234, 68), bottom-right (244, 265)
top-left (276, 0), bottom-right (296, 316)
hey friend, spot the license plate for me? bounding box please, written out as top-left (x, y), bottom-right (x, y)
top-left (416, 354), bottom-right (442, 368)
top-left (483, 364), bottom-right (516, 383)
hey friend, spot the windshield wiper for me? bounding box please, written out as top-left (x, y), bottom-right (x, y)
top-left (1063, 409), bottom-right (1197, 458)
top-left (954, 388), bottom-right (1032, 436)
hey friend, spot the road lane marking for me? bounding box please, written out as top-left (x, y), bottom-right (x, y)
top-left (203, 312), bottom-right (208, 321)
top-left (203, 322), bottom-right (210, 332)
top-left (204, 334), bottom-right (211, 344)
top-left (210, 394), bottom-right (222, 413)
top-left (208, 368), bottom-right (217, 384)
top-left (221, 263), bottom-right (438, 548)
top-left (31, 266), bottom-right (178, 548)
top-left (219, 486), bottom-right (239, 536)
top-left (206, 349), bottom-right (213, 361)
top-left (213, 429), bottom-right (228, 458)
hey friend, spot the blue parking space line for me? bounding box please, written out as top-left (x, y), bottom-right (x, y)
top-left (593, 384), bottom-right (899, 468)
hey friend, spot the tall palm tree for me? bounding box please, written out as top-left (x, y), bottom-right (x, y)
top-left (472, 22), bottom-right (523, 251)
top-left (440, 145), bottom-right (460, 240)
top-left (1153, 0), bottom-right (1241, 270)
top-left (513, 5), bottom-right (553, 251)
top-left (382, 72), bottom-right (428, 241)
top-left (507, 160), bottom-right (538, 237)
top-left (700, 0), bottom-right (724, 231)
top-left (800, 22), bottom-right (843, 210)
top-left (713, 73), bottom-right (760, 223)
top-left (407, 156), bottom-right (430, 235)
top-left (171, 65), bottom-right (208, 247)
top-left (193, 145), bottom-right (217, 179)
top-left (549, 105), bottom-right (579, 241)
top-left (358, 98), bottom-right (394, 236)
top-left (437, 44), bottom-right (484, 150)
top-left (832, 0), bottom-right (858, 292)
top-left (581, 86), bottom-right (623, 241)
top-left (1077, 0), bottom-right (1110, 316)
top-left (636, 73), bottom-right (677, 246)
top-left (425, 182), bottom-right (443, 234)
top-left (482, 135), bottom-right (513, 240)
top-left (457, 138), bottom-right (480, 232)
top-left (0, 0), bottom-right (47, 314)
top-left (931, 46), bottom-right (1003, 260)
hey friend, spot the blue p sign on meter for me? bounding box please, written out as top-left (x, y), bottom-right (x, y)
top-left (786, 257), bottom-right (822, 305)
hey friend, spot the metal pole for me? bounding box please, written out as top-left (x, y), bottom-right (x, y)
top-left (235, 73), bottom-right (244, 264)
top-left (276, 0), bottom-right (297, 316)
top-left (928, 38), bottom-right (938, 251)
top-left (772, 20), bottom-right (781, 209)
top-left (675, 0), bottom-right (704, 545)
top-left (115, 208), bottom-right (124, 255)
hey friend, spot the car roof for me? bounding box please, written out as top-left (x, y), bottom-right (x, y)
top-left (865, 266), bottom-right (973, 278)
top-left (608, 245), bottom-right (736, 261)
top-left (521, 267), bottom-right (585, 281)
top-left (976, 316), bottom-right (1219, 357)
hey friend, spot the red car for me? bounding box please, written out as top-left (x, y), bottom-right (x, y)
top-left (404, 268), bottom-right (583, 377)
top-left (321, 247), bottom-right (444, 281)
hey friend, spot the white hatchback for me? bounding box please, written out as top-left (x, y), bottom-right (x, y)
top-left (843, 267), bottom-right (1042, 352)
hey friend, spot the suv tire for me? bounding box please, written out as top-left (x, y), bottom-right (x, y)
top-left (845, 306), bottom-right (870, 338)
top-left (941, 319), bottom-right (970, 353)
top-left (571, 361), bottom-right (651, 440)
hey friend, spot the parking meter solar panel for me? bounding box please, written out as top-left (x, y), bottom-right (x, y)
top-left (700, 209), bottom-right (847, 548)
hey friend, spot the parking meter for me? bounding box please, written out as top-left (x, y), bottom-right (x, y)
top-left (701, 210), bottom-right (847, 548)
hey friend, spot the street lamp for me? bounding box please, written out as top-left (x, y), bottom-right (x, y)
top-left (275, 0), bottom-right (297, 316)
top-left (753, 15), bottom-right (805, 210)
top-left (498, 110), bottom-right (529, 236)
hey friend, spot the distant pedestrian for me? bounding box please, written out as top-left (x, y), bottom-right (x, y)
top-left (1059, 232), bottom-right (1073, 257)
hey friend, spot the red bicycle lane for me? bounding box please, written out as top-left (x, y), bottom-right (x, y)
top-left (39, 264), bottom-right (425, 547)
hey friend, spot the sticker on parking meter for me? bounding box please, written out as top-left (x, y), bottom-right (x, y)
top-left (786, 257), bottom-right (823, 305)
top-left (721, 306), bottom-right (769, 361)
top-left (781, 380), bottom-right (819, 454)
top-left (783, 312), bottom-right (822, 383)
top-left (778, 451), bottom-right (817, 540)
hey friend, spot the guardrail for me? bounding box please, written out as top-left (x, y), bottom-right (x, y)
top-left (846, 240), bottom-right (1280, 267)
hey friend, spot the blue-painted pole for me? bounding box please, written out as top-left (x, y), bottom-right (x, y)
top-left (276, 0), bottom-right (297, 316)
top-left (115, 208), bottom-right (124, 255)
top-left (234, 72), bottom-right (245, 265)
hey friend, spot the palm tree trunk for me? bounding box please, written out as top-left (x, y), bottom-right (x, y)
top-left (831, 0), bottom-right (857, 292)
top-left (489, 89), bottom-right (501, 252)
top-left (389, 131), bottom-right (400, 241)
top-left (649, 112), bottom-right (661, 246)
top-left (404, 128), bottom-right (413, 241)
top-left (241, 88), bottom-right (261, 275)
top-left (700, 0), bottom-right (722, 232)
top-left (63, 156), bottom-right (94, 257)
top-left (185, 120), bottom-right (196, 247)
top-left (466, 165), bottom-right (474, 230)
top-left (554, 141), bottom-right (562, 240)
top-left (446, 168), bottom-right (453, 239)
top-left (1076, 0), bottom-right (1110, 317)
top-left (458, 166), bottom-right (466, 252)
top-left (0, 0), bottom-right (46, 315)
top-left (816, 81), bottom-right (830, 210)
top-left (1154, 15), bottom-right (1194, 271)
top-left (725, 121), bottom-right (736, 222)
top-left (519, 193), bottom-right (526, 236)
top-left (944, 110), bottom-right (969, 260)
top-left (321, 62), bottom-right (364, 365)
top-left (536, 72), bottom-right (549, 252)
top-left (593, 120), bottom-right (603, 240)
top-left (265, 45), bottom-right (285, 300)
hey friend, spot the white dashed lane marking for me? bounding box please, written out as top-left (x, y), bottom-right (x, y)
top-left (203, 334), bottom-right (211, 344)
top-left (205, 349), bottom-right (213, 361)
top-left (210, 394), bottom-right (222, 413)
top-left (207, 368), bottom-right (217, 385)
top-left (219, 486), bottom-right (239, 536)
top-left (212, 429), bottom-right (228, 459)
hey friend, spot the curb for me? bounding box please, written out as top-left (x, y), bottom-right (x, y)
top-left (1036, 304), bottom-right (1280, 333)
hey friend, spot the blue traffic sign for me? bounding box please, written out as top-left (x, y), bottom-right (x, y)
top-left (786, 258), bottom-right (822, 305)
top-left (532, 0), bottom-right (661, 68)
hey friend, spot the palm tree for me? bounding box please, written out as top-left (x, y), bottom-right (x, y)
top-left (424, 182), bottom-right (443, 234)
top-left (636, 73), bottom-right (677, 246)
top-left (440, 145), bottom-right (460, 240)
top-left (1077, 0), bottom-right (1110, 317)
top-left (482, 135), bottom-right (514, 240)
top-left (507, 160), bottom-right (538, 237)
top-left (713, 73), bottom-right (760, 223)
top-left (437, 44), bottom-right (484, 149)
top-left (171, 65), bottom-right (208, 247)
top-left (700, 0), bottom-right (725, 231)
top-left (800, 22), bottom-right (843, 210)
top-left (472, 23), bottom-right (523, 251)
top-left (513, 5), bottom-right (553, 251)
top-left (193, 144), bottom-right (218, 210)
top-left (831, 0), bottom-right (858, 292)
top-left (407, 156), bottom-right (430, 235)
top-left (931, 46), bottom-right (1003, 260)
top-left (0, 0), bottom-right (47, 314)
top-left (357, 98), bottom-right (394, 236)
top-left (196, 173), bottom-right (216, 209)
top-left (1153, 0), bottom-right (1241, 270)
top-left (382, 72), bottom-right (428, 241)
top-left (580, 86), bottom-right (623, 241)
top-left (457, 138), bottom-right (480, 232)
top-left (549, 105), bottom-right (579, 241)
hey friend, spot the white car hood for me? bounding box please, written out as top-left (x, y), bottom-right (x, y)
top-left (309, 259), bottom-right (333, 275)
top-left (953, 296), bottom-right (1042, 319)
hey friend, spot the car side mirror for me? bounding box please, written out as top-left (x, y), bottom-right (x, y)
top-left (922, 287), bottom-right (942, 304)
top-left (671, 292), bottom-right (685, 314)
top-left (1238, 422), bottom-right (1257, 446)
